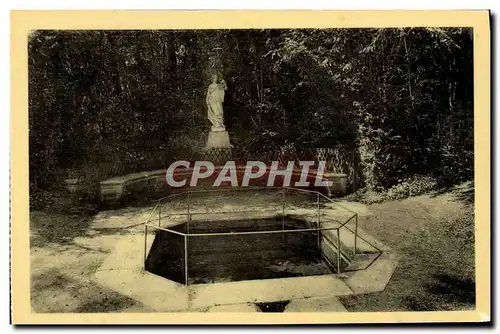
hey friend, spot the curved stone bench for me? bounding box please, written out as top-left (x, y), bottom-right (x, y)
top-left (99, 167), bottom-right (347, 202)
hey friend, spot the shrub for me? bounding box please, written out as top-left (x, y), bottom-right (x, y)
top-left (30, 185), bottom-right (100, 215)
top-left (385, 175), bottom-right (438, 200)
top-left (361, 175), bottom-right (438, 204)
top-left (29, 184), bottom-right (53, 210)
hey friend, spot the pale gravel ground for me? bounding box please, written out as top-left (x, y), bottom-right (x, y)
top-left (31, 190), bottom-right (345, 313)
top-left (30, 187), bottom-right (473, 313)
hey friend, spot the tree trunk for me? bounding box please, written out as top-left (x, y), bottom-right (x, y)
top-left (166, 35), bottom-right (177, 84)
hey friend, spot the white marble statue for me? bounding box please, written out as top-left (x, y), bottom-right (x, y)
top-left (206, 74), bottom-right (227, 132)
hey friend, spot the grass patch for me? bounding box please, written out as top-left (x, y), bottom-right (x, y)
top-left (339, 192), bottom-right (475, 311)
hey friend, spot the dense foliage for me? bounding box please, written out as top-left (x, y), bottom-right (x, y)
top-left (29, 28), bottom-right (473, 201)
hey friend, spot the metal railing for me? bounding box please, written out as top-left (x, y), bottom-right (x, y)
top-left (143, 187), bottom-right (359, 285)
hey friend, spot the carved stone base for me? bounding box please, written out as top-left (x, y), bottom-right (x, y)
top-left (201, 147), bottom-right (233, 165)
top-left (202, 131), bottom-right (233, 164)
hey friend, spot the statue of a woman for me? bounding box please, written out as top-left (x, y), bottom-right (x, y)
top-left (206, 74), bottom-right (227, 132)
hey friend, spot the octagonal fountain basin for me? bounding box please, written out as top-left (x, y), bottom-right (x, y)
top-left (94, 188), bottom-right (400, 312)
top-left (145, 216), bottom-right (334, 285)
top-left (141, 187), bottom-right (372, 286)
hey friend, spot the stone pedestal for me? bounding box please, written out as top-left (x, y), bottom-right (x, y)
top-left (202, 130), bottom-right (233, 164)
top-left (205, 130), bottom-right (231, 149)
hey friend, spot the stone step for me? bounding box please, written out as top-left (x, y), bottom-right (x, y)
top-left (321, 222), bottom-right (380, 259)
top-left (343, 252), bottom-right (381, 272)
top-left (320, 237), bottom-right (351, 272)
top-left (343, 251), bottom-right (400, 294)
top-left (188, 274), bottom-right (353, 309)
top-left (320, 235), bottom-right (382, 274)
top-left (206, 303), bottom-right (261, 312)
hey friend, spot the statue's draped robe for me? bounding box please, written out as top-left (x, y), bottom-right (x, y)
top-left (206, 82), bottom-right (226, 131)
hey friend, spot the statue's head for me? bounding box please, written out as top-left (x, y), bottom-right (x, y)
top-left (211, 74), bottom-right (218, 83)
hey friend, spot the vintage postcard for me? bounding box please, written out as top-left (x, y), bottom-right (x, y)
top-left (10, 10), bottom-right (490, 324)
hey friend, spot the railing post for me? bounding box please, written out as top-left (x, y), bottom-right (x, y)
top-left (158, 205), bottom-right (161, 227)
top-left (187, 193), bottom-right (191, 234)
top-left (282, 188), bottom-right (286, 247)
top-left (184, 234), bottom-right (189, 286)
top-left (352, 148), bottom-right (357, 193)
top-left (316, 193), bottom-right (320, 253)
top-left (282, 188), bottom-right (286, 220)
top-left (316, 193), bottom-right (320, 224)
top-left (354, 213), bottom-right (358, 256)
top-left (143, 224), bottom-right (148, 269)
top-left (337, 228), bottom-right (341, 275)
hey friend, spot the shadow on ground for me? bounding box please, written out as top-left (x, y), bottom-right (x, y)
top-left (30, 211), bottom-right (143, 249)
top-left (404, 274), bottom-right (475, 311)
top-left (31, 267), bottom-right (147, 313)
top-left (30, 212), bottom-right (91, 248)
top-left (426, 274), bottom-right (475, 304)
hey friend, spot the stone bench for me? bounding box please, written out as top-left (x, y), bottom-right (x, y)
top-left (64, 178), bottom-right (85, 193)
top-left (99, 168), bottom-right (348, 203)
top-left (322, 172), bottom-right (348, 197)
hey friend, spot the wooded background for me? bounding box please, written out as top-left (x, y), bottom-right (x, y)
top-left (28, 28), bottom-right (473, 204)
